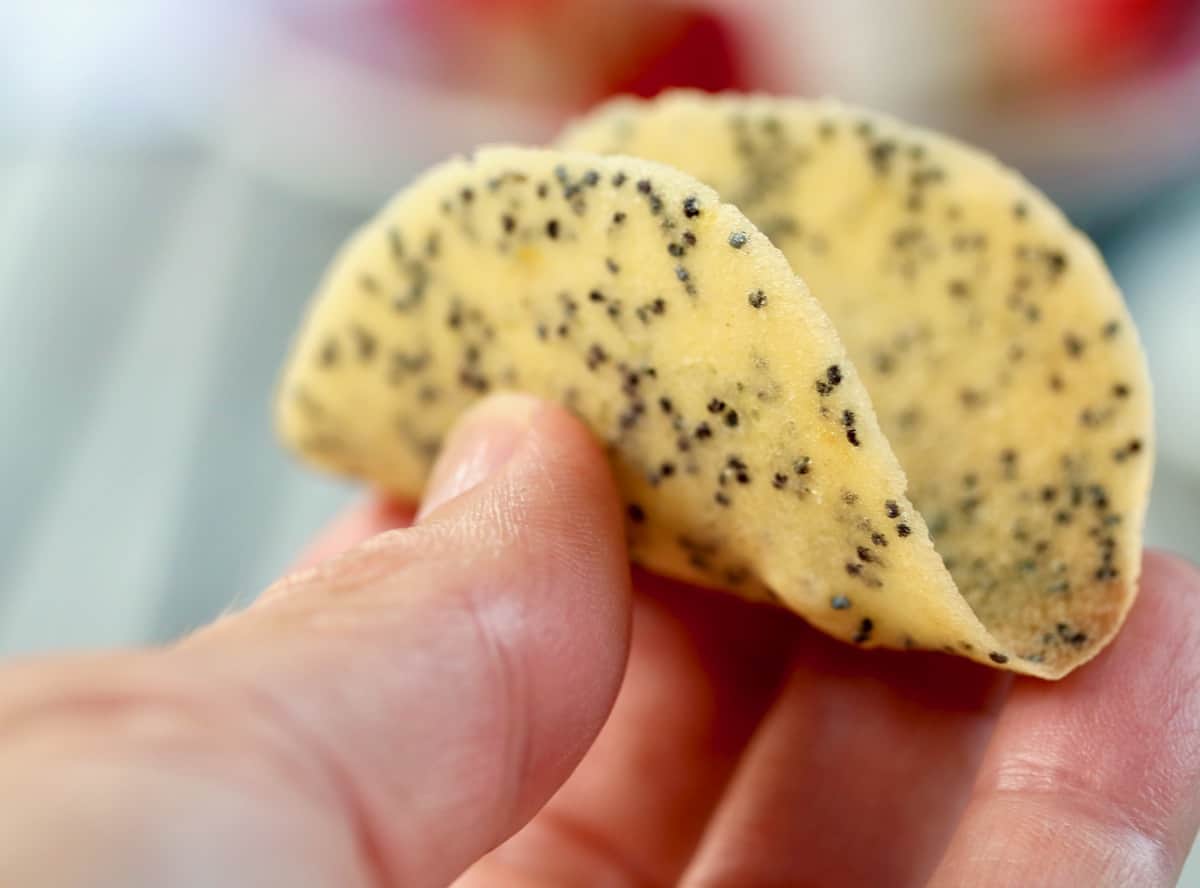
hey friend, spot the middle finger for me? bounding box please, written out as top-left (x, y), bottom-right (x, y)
top-left (685, 633), bottom-right (1010, 887)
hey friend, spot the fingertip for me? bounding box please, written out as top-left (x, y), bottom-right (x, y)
top-left (1083, 549), bottom-right (1200, 696)
top-left (417, 394), bottom-right (544, 521)
top-left (933, 550), bottom-right (1200, 886)
top-left (431, 396), bottom-right (634, 816)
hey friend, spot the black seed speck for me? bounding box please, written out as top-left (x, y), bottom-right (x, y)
top-left (708, 398), bottom-right (726, 413)
top-left (1113, 383), bottom-right (1130, 398)
top-left (869, 140), bottom-right (897, 172)
top-left (857, 546), bottom-right (872, 562)
top-left (583, 169), bottom-right (599, 186)
top-left (871, 532), bottom-right (887, 547)
top-left (794, 457), bottom-right (811, 475)
top-left (826, 365), bottom-right (843, 386)
top-left (682, 231), bottom-right (696, 246)
top-left (1064, 333), bottom-right (1086, 357)
top-left (845, 562), bottom-right (862, 576)
top-left (729, 231), bottom-right (748, 249)
top-left (960, 388), bottom-right (984, 409)
top-left (695, 422), bottom-right (712, 440)
top-left (606, 257), bottom-right (620, 274)
top-left (460, 187), bottom-right (474, 203)
top-left (1013, 201), bottom-right (1028, 220)
top-left (546, 219), bottom-right (560, 238)
top-left (458, 369), bottom-right (489, 393)
top-left (683, 196), bottom-right (700, 217)
top-left (659, 396), bottom-right (673, 414)
top-left (586, 343), bottom-right (608, 370)
top-left (831, 595), bottom-right (851, 610)
top-left (501, 214), bottom-right (515, 234)
top-left (842, 409), bottom-right (856, 428)
top-left (724, 410), bottom-right (739, 428)
top-left (948, 279), bottom-right (970, 300)
top-left (846, 428), bottom-right (861, 446)
top-left (714, 491), bottom-right (730, 507)
top-left (1102, 320), bottom-right (1121, 338)
top-left (853, 618), bottom-right (874, 644)
top-left (1041, 485), bottom-right (1057, 502)
top-left (897, 523), bottom-right (911, 537)
top-left (612, 171), bottom-right (627, 187)
top-left (668, 243), bottom-right (684, 257)
top-left (675, 266), bottom-right (690, 283)
top-left (885, 500), bottom-right (900, 519)
top-left (612, 211), bottom-right (626, 225)
top-left (989, 651), bottom-right (1009, 664)
top-left (627, 503), bottom-right (645, 523)
top-left (589, 289), bottom-right (605, 303)
top-left (772, 472), bottom-right (788, 489)
top-left (636, 179), bottom-right (652, 194)
top-left (350, 326), bottom-right (376, 361)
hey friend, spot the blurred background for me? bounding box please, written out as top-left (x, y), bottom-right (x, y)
top-left (2, 0), bottom-right (1199, 870)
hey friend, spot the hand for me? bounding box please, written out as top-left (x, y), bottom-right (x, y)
top-left (0, 395), bottom-right (1197, 887)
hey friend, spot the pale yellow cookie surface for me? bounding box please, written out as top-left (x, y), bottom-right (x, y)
top-left (559, 92), bottom-right (1153, 677)
top-left (276, 146), bottom-right (1029, 671)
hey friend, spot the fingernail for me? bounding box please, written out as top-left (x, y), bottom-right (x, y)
top-left (417, 394), bottom-right (541, 521)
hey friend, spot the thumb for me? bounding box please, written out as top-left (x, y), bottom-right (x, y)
top-left (0, 395), bottom-right (633, 888)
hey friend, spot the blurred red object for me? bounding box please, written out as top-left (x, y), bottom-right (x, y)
top-left (989, 0), bottom-right (1199, 92)
top-left (265, 0), bottom-right (1199, 222)
top-left (394, 0), bottom-right (750, 107)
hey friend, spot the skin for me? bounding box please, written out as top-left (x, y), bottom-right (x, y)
top-left (0, 393), bottom-right (1197, 887)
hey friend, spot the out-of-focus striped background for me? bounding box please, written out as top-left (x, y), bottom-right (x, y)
top-left (3, 0), bottom-right (1200, 877)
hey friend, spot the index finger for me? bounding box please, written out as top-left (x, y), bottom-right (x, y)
top-left (930, 551), bottom-right (1200, 887)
